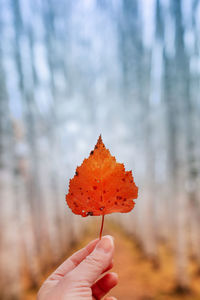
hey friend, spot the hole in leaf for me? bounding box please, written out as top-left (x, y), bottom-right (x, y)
top-left (86, 211), bottom-right (93, 216)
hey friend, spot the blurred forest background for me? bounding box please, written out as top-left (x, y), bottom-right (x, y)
top-left (0, 0), bottom-right (200, 299)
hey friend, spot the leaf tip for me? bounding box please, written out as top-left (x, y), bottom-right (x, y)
top-left (97, 134), bottom-right (102, 144)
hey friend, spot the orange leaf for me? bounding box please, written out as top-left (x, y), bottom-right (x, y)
top-left (66, 135), bottom-right (138, 217)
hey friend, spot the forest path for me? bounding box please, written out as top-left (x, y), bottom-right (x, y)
top-left (27, 219), bottom-right (200, 300)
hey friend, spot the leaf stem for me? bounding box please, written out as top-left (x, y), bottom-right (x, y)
top-left (99, 214), bottom-right (105, 240)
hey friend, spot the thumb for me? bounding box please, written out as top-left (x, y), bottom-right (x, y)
top-left (68, 235), bottom-right (114, 286)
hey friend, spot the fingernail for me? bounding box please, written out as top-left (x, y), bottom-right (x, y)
top-left (96, 235), bottom-right (114, 253)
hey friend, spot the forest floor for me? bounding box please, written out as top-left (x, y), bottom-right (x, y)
top-left (25, 219), bottom-right (200, 300)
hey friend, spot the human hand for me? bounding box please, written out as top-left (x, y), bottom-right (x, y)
top-left (37, 235), bottom-right (118, 300)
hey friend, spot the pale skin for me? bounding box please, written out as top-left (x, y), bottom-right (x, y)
top-left (37, 235), bottom-right (118, 300)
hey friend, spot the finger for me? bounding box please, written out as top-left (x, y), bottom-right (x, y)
top-left (66, 235), bottom-right (114, 285)
top-left (102, 260), bottom-right (113, 274)
top-left (48, 238), bottom-right (99, 280)
top-left (92, 272), bottom-right (118, 300)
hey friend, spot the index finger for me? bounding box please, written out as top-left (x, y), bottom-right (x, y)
top-left (47, 238), bottom-right (99, 281)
